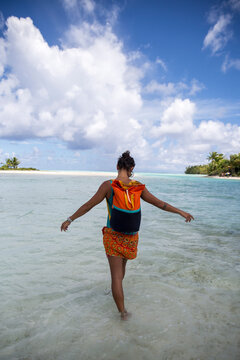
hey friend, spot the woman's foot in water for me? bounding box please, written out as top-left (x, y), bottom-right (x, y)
top-left (120, 309), bottom-right (132, 320)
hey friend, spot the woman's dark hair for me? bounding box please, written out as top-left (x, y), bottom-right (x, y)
top-left (117, 151), bottom-right (135, 173)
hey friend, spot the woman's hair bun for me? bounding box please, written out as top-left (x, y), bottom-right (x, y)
top-left (122, 151), bottom-right (130, 159)
top-left (117, 150), bottom-right (135, 173)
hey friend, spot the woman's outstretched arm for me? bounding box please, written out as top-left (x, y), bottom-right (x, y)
top-left (61, 181), bottom-right (111, 232)
top-left (141, 187), bottom-right (194, 222)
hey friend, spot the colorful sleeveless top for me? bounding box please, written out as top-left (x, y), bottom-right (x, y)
top-left (106, 179), bottom-right (145, 234)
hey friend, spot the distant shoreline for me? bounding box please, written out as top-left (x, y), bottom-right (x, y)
top-left (0, 170), bottom-right (118, 176)
top-left (205, 175), bottom-right (240, 180)
top-left (0, 170), bottom-right (240, 179)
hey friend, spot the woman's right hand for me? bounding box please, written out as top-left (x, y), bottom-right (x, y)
top-left (180, 211), bottom-right (194, 222)
top-left (61, 220), bottom-right (71, 232)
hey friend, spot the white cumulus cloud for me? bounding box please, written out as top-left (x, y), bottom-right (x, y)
top-left (150, 98), bottom-right (196, 137)
top-left (0, 16), bottom-right (147, 155)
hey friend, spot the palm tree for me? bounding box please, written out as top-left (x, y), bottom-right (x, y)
top-left (5, 158), bottom-right (13, 168)
top-left (216, 153), bottom-right (224, 162)
top-left (207, 152), bottom-right (224, 175)
top-left (207, 152), bottom-right (224, 163)
top-left (229, 153), bottom-right (240, 176)
top-left (12, 157), bottom-right (20, 169)
top-left (4, 157), bottom-right (20, 169)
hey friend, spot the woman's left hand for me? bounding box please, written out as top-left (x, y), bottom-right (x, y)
top-left (180, 211), bottom-right (194, 222)
top-left (61, 220), bottom-right (71, 232)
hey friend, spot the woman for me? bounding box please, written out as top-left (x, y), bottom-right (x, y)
top-left (61, 151), bottom-right (194, 320)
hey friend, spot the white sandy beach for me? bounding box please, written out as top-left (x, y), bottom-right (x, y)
top-left (0, 170), bottom-right (118, 176)
top-left (1, 170), bottom-right (240, 179)
top-left (205, 175), bottom-right (240, 180)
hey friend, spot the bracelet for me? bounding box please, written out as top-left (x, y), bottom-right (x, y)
top-left (67, 217), bottom-right (73, 223)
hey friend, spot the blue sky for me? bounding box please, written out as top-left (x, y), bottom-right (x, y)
top-left (0, 0), bottom-right (239, 172)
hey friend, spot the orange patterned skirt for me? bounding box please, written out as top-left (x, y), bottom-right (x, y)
top-left (102, 226), bottom-right (139, 260)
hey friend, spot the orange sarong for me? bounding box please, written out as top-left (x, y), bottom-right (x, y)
top-left (102, 226), bottom-right (138, 260)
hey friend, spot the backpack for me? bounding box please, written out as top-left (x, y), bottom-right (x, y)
top-left (110, 179), bottom-right (145, 233)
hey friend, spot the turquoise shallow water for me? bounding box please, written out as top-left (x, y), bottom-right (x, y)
top-left (0, 172), bottom-right (240, 360)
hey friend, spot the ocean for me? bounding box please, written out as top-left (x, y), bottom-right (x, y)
top-left (0, 172), bottom-right (239, 360)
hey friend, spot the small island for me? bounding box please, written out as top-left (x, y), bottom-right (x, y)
top-left (185, 152), bottom-right (240, 177)
top-left (0, 157), bottom-right (39, 171)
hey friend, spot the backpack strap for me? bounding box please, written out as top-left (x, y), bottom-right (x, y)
top-left (106, 180), bottom-right (114, 222)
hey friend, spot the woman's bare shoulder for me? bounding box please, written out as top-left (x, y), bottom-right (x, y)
top-left (100, 180), bottom-right (113, 189)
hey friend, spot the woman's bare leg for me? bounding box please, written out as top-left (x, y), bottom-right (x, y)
top-left (107, 256), bottom-right (124, 312)
top-left (122, 258), bottom-right (127, 280)
top-left (107, 256), bottom-right (130, 319)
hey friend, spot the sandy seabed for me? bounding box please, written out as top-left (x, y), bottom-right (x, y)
top-left (1, 171), bottom-right (240, 360)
